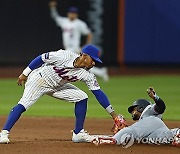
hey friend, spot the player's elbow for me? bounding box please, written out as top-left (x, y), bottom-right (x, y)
top-left (159, 105), bottom-right (166, 114)
top-left (155, 103), bottom-right (166, 114)
top-left (154, 98), bottom-right (166, 114)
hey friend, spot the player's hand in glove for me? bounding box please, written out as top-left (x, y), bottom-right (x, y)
top-left (111, 114), bottom-right (127, 134)
top-left (17, 74), bottom-right (27, 86)
top-left (147, 87), bottom-right (159, 101)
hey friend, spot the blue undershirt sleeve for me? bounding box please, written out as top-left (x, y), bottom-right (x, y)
top-left (28, 55), bottom-right (44, 70)
top-left (91, 89), bottom-right (110, 109)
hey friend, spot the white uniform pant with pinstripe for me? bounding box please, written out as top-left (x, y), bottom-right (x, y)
top-left (18, 71), bottom-right (88, 110)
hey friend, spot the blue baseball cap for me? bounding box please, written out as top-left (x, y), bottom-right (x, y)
top-left (68, 7), bottom-right (79, 13)
top-left (82, 45), bottom-right (102, 63)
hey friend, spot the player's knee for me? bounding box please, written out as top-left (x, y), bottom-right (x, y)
top-left (119, 133), bottom-right (134, 148)
top-left (78, 91), bottom-right (88, 101)
top-left (18, 102), bottom-right (29, 110)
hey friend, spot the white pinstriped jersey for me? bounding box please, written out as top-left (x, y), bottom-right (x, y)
top-left (51, 8), bottom-right (91, 53)
top-left (39, 49), bottom-right (100, 91)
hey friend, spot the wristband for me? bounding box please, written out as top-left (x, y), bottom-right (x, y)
top-left (106, 105), bottom-right (114, 114)
top-left (154, 94), bottom-right (159, 101)
top-left (22, 67), bottom-right (32, 76)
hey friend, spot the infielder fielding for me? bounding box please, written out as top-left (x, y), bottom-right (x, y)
top-left (92, 87), bottom-right (180, 147)
top-left (49, 0), bottom-right (109, 81)
top-left (0, 45), bottom-right (126, 144)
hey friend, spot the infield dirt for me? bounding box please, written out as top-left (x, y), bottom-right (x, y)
top-left (0, 117), bottom-right (179, 154)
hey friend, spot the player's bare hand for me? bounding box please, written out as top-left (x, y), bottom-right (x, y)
top-left (49, 0), bottom-right (57, 8)
top-left (147, 87), bottom-right (156, 100)
top-left (17, 74), bottom-right (27, 86)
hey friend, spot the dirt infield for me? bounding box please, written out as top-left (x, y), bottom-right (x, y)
top-left (0, 117), bottom-right (179, 154)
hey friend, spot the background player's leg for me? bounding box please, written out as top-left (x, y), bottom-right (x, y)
top-left (90, 67), bottom-right (109, 81)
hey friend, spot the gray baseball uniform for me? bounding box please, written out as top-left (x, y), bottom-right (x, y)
top-left (113, 104), bottom-right (179, 145)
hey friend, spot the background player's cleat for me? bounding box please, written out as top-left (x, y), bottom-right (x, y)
top-left (101, 67), bottom-right (109, 82)
top-left (92, 137), bottom-right (117, 146)
top-left (172, 129), bottom-right (180, 146)
top-left (0, 130), bottom-right (10, 144)
top-left (72, 129), bottom-right (96, 143)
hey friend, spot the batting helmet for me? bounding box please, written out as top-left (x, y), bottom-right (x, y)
top-left (128, 99), bottom-right (151, 113)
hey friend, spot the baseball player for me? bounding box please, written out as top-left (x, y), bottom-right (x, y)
top-left (49, 0), bottom-right (109, 81)
top-left (0, 45), bottom-right (125, 144)
top-left (92, 87), bottom-right (180, 148)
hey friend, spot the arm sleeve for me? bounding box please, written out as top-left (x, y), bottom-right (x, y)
top-left (22, 55), bottom-right (44, 76)
top-left (28, 55), bottom-right (44, 70)
top-left (92, 89), bottom-right (111, 109)
top-left (154, 98), bottom-right (166, 114)
top-left (50, 7), bottom-right (65, 27)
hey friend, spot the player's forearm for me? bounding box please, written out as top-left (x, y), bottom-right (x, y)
top-left (50, 7), bottom-right (60, 19)
top-left (154, 98), bottom-right (166, 114)
top-left (85, 33), bottom-right (93, 45)
top-left (23, 55), bottom-right (44, 76)
top-left (92, 89), bottom-right (115, 114)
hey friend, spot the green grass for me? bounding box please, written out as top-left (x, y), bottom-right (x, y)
top-left (0, 75), bottom-right (180, 120)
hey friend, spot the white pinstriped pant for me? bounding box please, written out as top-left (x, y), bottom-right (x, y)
top-left (18, 72), bottom-right (88, 110)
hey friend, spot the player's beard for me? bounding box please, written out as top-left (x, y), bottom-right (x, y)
top-left (132, 113), bottom-right (140, 121)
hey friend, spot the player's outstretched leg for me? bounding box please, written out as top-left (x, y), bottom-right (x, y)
top-left (90, 67), bottom-right (109, 82)
top-left (0, 104), bottom-right (26, 144)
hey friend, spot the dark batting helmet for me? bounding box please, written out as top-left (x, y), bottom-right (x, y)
top-left (128, 99), bottom-right (151, 113)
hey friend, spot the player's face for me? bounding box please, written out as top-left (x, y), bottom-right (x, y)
top-left (131, 107), bottom-right (141, 121)
top-left (74, 54), bottom-right (95, 69)
top-left (81, 54), bottom-right (95, 69)
top-left (67, 12), bottom-right (78, 20)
